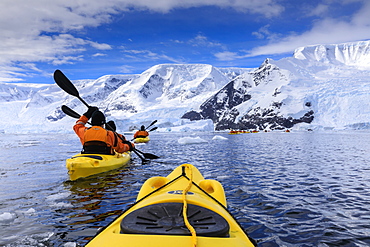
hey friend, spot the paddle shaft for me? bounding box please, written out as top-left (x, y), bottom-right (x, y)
top-left (60, 104), bottom-right (158, 160)
top-left (54, 70), bottom-right (148, 161)
top-left (55, 70), bottom-right (126, 140)
top-left (54, 70), bottom-right (159, 161)
top-left (131, 127), bottom-right (157, 142)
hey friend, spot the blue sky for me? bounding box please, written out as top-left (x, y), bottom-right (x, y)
top-left (1, 0), bottom-right (370, 84)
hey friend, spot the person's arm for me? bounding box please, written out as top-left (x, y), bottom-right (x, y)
top-left (72, 107), bottom-right (98, 144)
top-left (73, 115), bottom-right (88, 144)
top-left (108, 131), bottom-right (134, 153)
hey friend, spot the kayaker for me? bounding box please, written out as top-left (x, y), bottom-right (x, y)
top-left (133, 125), bottom-right (149, 139)
top-left (73, 106), bottom-right (134, 154)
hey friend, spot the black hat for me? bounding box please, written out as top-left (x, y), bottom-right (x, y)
top-left (140, 125), bottom-right (145, 131)
top-left (91, 111), bottom-right (106, 126)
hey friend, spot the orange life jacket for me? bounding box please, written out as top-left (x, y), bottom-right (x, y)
top-left (84, 126), bottom-right (108, 143)
top-left (134, 130), bottom-right (149, 138)
top-left (83, 126), bottom-right (114, 154)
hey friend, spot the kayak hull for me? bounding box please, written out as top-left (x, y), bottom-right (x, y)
top-left (86, 164), bottom-right (256, 246)
top-left (134, 136), bottom-right (150, 143)
top-left (66, 152), bottom-right (131, 181)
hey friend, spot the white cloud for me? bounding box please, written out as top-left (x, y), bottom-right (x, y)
top-left (0, 66), bottom-right (27, 82)
top-left (122, 49), bottom-right (184, 63)
top-left (214, 51), bottom-right (241, 61)
top-left (188, 34), bottom-right (223, 47)
top-left (0, 0), bottom-right (284, 82)
top-left (244, 1), bottom-right (370, 57)
top-left (109, 0), bottom-right (283, 17)
top-left (119, 65), bottom-right (135, 73)
top-left (88, 42), bottom-right (112, 50)
top-left (5, 0), bottom-right (370, 82)
top-left (252, 25), bottom-right (280, 41)
top-left (92, 53), bottom-right (107, 57)
top-left (307, 4), bottom-right (330, 17)
top-left (0, 34), bottom-right (85, 64)
top-left (171, 39), bottom-right (185, 44)
top-left (52, 55), bottom-right (84, 65)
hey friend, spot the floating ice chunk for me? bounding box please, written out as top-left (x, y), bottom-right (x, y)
top-left (46, 192), bottom-right (70, 201)
top-left (178, 136), bottom-right (207, 144)
top-left (15, 208), bottom-right (36, 215)
top-left (0, 212), bottom-right (15, 221)
top-left (64, 242), bottom-right (78, 247)
top-left (212, 135), bottom-right (228, 140)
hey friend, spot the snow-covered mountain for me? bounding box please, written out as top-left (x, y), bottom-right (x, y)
top-left (1, 40), bottom-right (370, 134)
top-left (184, 41), bottom-right (370, 131)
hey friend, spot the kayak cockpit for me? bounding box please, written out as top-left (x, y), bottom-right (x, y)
top-left (120, 202), bottom-right (230, 237)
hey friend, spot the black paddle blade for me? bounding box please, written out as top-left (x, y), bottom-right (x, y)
top-left (145, 120), bottom-right (157, 130)
top-left (61, 105), bottom-right (81, 119)
top-left (134, 148), bottom-right (160, 160)
top-left (148, 127), bottom-right (158, 132)
top-left (54, 70), bottom-right (80, 97)
top-left (142, 152), bottom-right (160, 159)
top-left (54, 69), bottom-right (90, 108)
top-left (132, 149), bottom-right (147, 162)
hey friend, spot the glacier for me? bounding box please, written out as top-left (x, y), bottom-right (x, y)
top-left (183, 41), bottom-right (370, 131)
top-left (1, 41), bottom-right (370, 134)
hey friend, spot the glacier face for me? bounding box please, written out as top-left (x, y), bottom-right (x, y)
top-left (182, 41), bottom-right (370, 131)
top-left (294, 41), bottom-right (370, 67)
top-left (1, 41), bottom-right (370, 133)
top-left (182, 60), bottom-right (315, 130)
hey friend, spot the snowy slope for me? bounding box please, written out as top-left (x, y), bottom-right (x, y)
top-left (293, 41), bottom-right (370, 67)
top-left (108, 64), bottom-right (241, 113)
top-left (183, 41), bottom-right (370, 131)
top-left (99, 64), bottom-right (250, 131)
top-left (0, 65), bottom-right (249, 133)
top-left (274, 41), bottom-right (370, 130)
top-left (1, 41), bottom-right (370, 133)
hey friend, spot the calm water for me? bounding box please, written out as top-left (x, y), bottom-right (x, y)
top-left (1, 131), bottom-right (370, 246)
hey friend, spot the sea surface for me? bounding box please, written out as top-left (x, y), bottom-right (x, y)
top-left (0, 131), bottom-right (370, 246)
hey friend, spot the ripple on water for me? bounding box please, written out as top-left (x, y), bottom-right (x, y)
top-left (1, 132), bottom-right (370, 246)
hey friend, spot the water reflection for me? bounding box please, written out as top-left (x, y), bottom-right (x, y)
top-left (1, 132), bottom-right (370, 246)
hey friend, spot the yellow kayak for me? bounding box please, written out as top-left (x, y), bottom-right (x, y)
top-left (228, 131), bottom-right (240, 134)
top-left (66, 152), bottom-right (131, 181)
top-left (86, 164), bottom-right (256, 246)
top-left (134, 136), bottom-right (150, 143)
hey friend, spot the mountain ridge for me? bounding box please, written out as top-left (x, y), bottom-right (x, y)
top-left (1, 40), bottom-right (370, 133)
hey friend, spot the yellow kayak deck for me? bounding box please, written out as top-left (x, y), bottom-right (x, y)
top-left (66, 152), bottom-right (131, 181)
top-left (134, 136), bottom-right (150, 143)
top-left (86, 164), bottom-right (256, 246)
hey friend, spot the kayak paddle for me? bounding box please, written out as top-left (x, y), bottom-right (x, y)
top-left (134, 148), bottom-right (159, 159)
top-left (131, 127), bottom-right (157, 141)
top-left (61, 105), bottom-right (159, 161)
top-left (54, 70), bottom-right (90, 108)
top-left (54, 70), bottom-right (159, 161)
top-left (61, 105), bottom-right (82, 119)
top-left (145, 120), bottom-right (157, 130)
top-left (148, 127), bottom-right (158, 132)
top-left (61, 105), bottom-right (93, 125)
